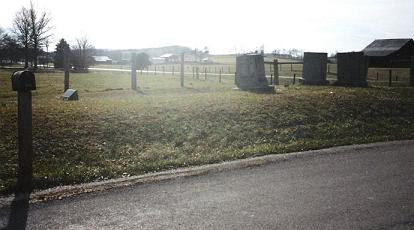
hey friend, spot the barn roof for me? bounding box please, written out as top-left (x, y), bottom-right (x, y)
top-left (92, 56), bottom-right (112, 62)
top-left (362, 39), bottom-right (414, 57)
top-left (159, 53), bottom-right (176, 58)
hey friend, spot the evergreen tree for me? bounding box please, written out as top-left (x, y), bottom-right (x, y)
top-left (54, 38), bottom-right (70, 69)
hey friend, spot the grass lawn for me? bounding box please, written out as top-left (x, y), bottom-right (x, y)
top-left (1, 68), bottom-right (414, 195)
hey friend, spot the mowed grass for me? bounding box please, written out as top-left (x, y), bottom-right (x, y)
top-left (1, 69), bottom-right (414, 195)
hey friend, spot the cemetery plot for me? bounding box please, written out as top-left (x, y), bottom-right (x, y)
top-left (1, 69), bottom-right (414, 195)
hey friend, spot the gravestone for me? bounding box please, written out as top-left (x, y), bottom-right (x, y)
top-left (302, 52), bottom-right (328, 85)
top-left (335, 52), bottom-right (368, 87)
top-left (63, 89), bottom-right (79, 101)
top-left (131, 53), bottom-right (137, 90)
top-left (235, 54), bottom-right (273, 92)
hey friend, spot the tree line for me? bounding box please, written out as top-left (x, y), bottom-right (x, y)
top-left (0, 1), bottom-right (94, 72)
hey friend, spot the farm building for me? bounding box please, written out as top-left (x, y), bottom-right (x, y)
top-left (159, 53), bottom-right (179, 63)
top-left (92, 56), bottom-right (113, 64)
top-left (362, 38), bottom-right (414, 68)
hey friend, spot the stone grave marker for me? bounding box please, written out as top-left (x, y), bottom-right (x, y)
top-left (335, 52), bottom-right (368, 87)
top-left (302, 52), bottom-right (328, 85)
top-left (63, 89), bottom-right (79, 101)
top-left (235, 54), bottom-right (273, 92)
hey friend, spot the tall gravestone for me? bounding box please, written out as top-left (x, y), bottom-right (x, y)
top-left (235, 54), bottom-right (273, 92)
top-left (302, 52), bottom-right (328, 85)
top-left (63, 48), bottom-right (70, 92)
top-left (335, 52), bottom-right (368, 87)
top-left (131, 53), bottom-right (137, 90)
top-left (180, 53), bottom-right (184, 87)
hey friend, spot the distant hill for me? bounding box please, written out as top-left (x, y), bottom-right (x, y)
top-left (95, 46), bottom-right (193, 61)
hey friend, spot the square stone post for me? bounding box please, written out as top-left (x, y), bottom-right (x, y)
top-left (180, 53), bottom-right (184, 87)
top-left (273, 59), bottom-right (279, 85)
top-left (131, 53), bottom-right (137, 90)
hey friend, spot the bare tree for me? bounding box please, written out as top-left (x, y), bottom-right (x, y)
top-left (28, 1), bottom-right (52, 71)
top-left (12, 2), bottom-right (52, 71)
top-left (72, 36), bottom-right (94, 72)
top-left (13, 7), bottom-right (31, 68)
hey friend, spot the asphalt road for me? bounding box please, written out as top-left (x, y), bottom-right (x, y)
top-left (1, 141), bottom-right (414, 229)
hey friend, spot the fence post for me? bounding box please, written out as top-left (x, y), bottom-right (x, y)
top-left (204, 67), bottom-right (207, 80)
top-left (293, 73), bottom-right (296, 85)
top-left (376, 72), bottom-right (379, 81)
top-left (196, 66), bottom-right (199, 79)
top-left (11, 71), bottom-right (36, 194)
top-left (172, 66), bottom-right (175, 75)
top-left (131, 53), bottom-right (137, 90)
top-left (389, 69), bottom-right (392, 87)
top-left (270, 64), bottom-right (273, 76)
top-left (219, 69), bottom-right (222, 83)
top-left (63, 48), bottom-right (70, 92)
top-left (154, 66), bottom-right (157, 75)
top-left (270, 74), bottom-right (273, 85)
top-left (273, 59), bottom-right (279, 85)
top-left (180, 53), bottom-right (184, 87)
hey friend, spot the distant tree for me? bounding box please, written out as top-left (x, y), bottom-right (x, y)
top-left (28, 1), bottom-right (52, 71)
top-left (135, 52), bottom-right (151, 70)
top-left (110, 50), bottom-right (123, 62)
top-left (54, 38), bottom-right (70, 69)
top-left (71, 36), bottom-right (94, 72)
top-left (0, 28), bottom-right (23, 65)
top-left (203, 46), bottom-right (209, 55)
top-left (0, 33), bottom-right (22, 65)
top-left (193, 48), bottom-right (208, 63)
top-left (13, 6), bottom-right (31, 68)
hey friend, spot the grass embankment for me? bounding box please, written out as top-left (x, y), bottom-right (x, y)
top-left (1, 69), bottom-right (414, 195)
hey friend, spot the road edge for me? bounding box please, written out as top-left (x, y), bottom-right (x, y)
top-left (1, 139), bottom-right (413, 207)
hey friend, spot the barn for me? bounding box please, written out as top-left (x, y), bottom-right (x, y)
top-left (92, 56), bottom-right (113, 64)
top-left (362, 38), bottom-right (414, 68)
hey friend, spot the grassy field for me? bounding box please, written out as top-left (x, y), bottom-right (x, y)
top-left (1, 68), bottom-right (414, 195)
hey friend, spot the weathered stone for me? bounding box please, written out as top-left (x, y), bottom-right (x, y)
top-left (63, 89), bottom-right (78, 101)
top-left (131, 53), bottom-right (137, 90)
top-left (335, 52), bottom-right (368, 87)
top-left (302, 52), bottom-right (328, 85)
top-left (235, 54), bottom-right (273, 92)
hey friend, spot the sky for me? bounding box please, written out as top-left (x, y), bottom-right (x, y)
top-left (1, 0), bottom-right (413, 54)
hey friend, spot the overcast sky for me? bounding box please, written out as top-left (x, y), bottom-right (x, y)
top-left (1, 0), bottom-right (413, 54)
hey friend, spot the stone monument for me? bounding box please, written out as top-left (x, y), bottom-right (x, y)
top-left (302, 52), bottom-right (328, 85)
top-left (235, 54), bottom-right (273, 92)
top-left (335, 52), bottom-right (368, 87)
